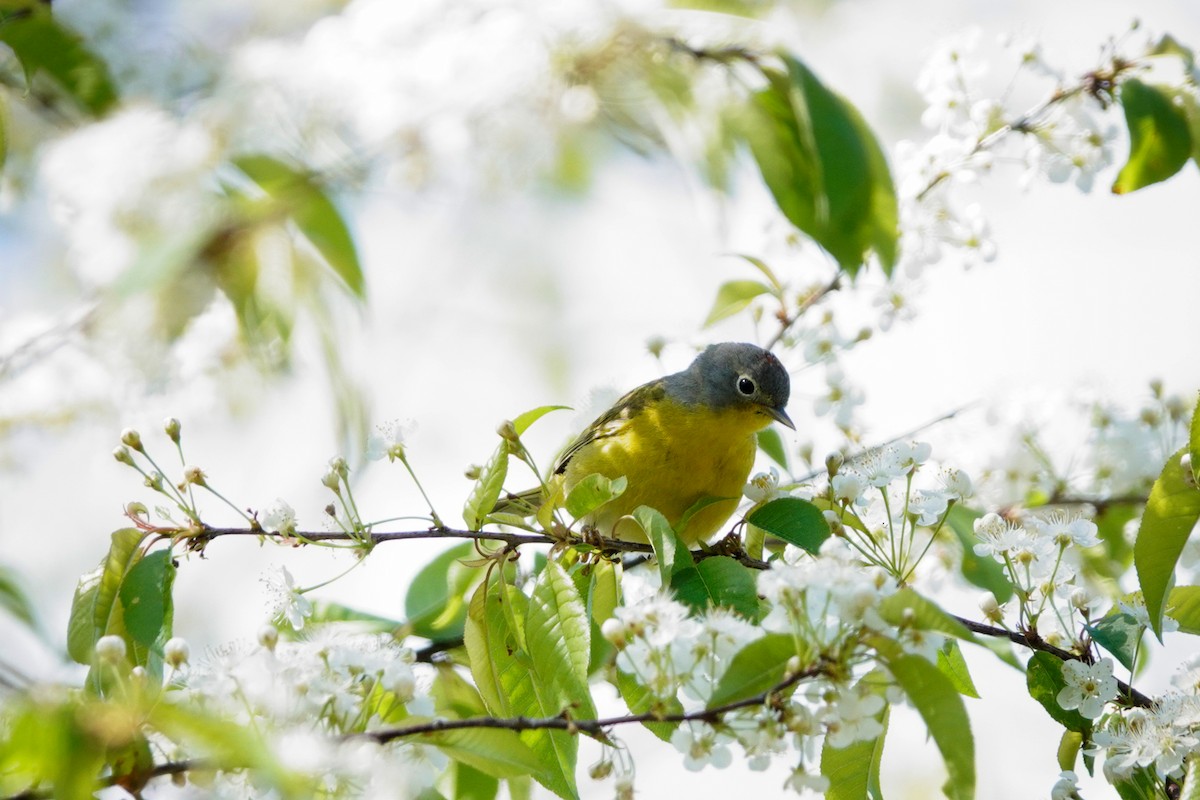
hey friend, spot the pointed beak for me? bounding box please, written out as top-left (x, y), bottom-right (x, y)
top-left (768, 405), bottom-right (795, 430)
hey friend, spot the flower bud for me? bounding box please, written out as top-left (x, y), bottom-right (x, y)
top-left (496, 420), bottom-right (520, 443)
top-left (464, 464), bottom-right (482, 480)
top-left (979, 592), bottom-right (1002, 622)
top-left (163, 417), bottom-right (182, 443)
top-left (95, 635), bottom-right (127, 664)
top-left (113, 446), bottom-right (135, 466)
top-left (120, 428), bottom-right (144, 452)
top-left (1070, 588), bottom-right (1092, 612)
top-left (825, 451), bottom-right (844, 478)
top-left (258, 624), bottom-right (279, 651)
top-left (645, 336), bottom-right (666, 359)
top-left (183, 466), bottom-right (206, 487)
top-left (328, 456), bottom-right (349, 478)
top-left (165, 637), bottom-right (190, 668)
top-left (600, 618), bottom-right (626, 649)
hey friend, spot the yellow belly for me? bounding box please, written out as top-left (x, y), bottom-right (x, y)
top-left (560, 399), bottom-right (766, 545)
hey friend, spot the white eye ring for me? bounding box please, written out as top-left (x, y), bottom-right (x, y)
top-left (737, 375), bottom-right (756, 396)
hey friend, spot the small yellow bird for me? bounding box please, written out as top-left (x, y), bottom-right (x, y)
top-left (513, 342), bottom-right (793, 545)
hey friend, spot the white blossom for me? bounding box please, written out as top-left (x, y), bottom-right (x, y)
top-left (1057, 658), bottom-right (1118, 719)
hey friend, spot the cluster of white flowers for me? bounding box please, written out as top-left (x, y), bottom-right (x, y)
top-left (1092, 657), bottom-right (1200, 782)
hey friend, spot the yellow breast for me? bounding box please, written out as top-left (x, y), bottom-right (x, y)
top-left (560, 398), bottom-right (767, 545)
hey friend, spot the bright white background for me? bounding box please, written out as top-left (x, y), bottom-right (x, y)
top-left (2, 0), bottom-right (1199, 797)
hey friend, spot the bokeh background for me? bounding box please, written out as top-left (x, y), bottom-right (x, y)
top-left (2, 0), bottom-right (1199, 797)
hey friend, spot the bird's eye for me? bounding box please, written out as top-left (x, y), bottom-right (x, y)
top-left (737, 376), bottom-right (756, 396)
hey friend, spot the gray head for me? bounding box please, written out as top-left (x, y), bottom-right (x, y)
top-left (672, 342), bottom-right (793, 429)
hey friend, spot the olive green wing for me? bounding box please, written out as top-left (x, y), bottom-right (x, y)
top-left (552, 379), bottom-right (667, 474)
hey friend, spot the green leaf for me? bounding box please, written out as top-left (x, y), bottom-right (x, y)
top-left (1086, 612), bottom-right (1143, 672)
top-left (670, 556), bottom-right (759, 618)
top-left (308, 600), bottom-right (403, 631)
top-left (429, 727), bottom-right (544, 780)
top-left (564, 474), bottom-right (627, 520)
top-left (615, 668), bottom-right (682, 742)
top-left (526, 560), bottom-right (596, 719)
top-left (512, 405), bottom-right (571, 436)
top-left (0, 564), bottom-right (36, 629)
top-left (634, 505), bottom-right (694, 586)
top-left (66, 529), bottom-right (147, 665)
top-left (733, 253), bottom-right (784, 293)
top-left (703, 279), bottom-right (772, 327)
top-left (447, 762), bottom-right (499, 800)
top-left (756, 428), bottom-right (789, 470)
top-left (234, 155), bottom-right (365, 297)
top-left (118, 549), bottom-right (175, 669)
top-left (0, 92), bottom-right (8, 177)
top-left (1192, 391), bottom-right (1200, 480)
top-left (945, 506), bottom-right (1014, 603)
top-left (1057, 730), bottom-right (1083, 772)
top-left (1113, 79), bottom-right (1193, 194)
top-left (936, 640), bottom-right (979, 699)
top-left (878, 587), bottom-right (976, 643)
top-left (888, 653), bottom-right (975, 800)
top-left (822, 696), bottom-right (889, 800)
top-left (1025, 652), bottom-right (1091, 733)
top-left (463, 440), bottom-right (509, 530)
top-left (405, 542), bottom-right (481, 641)
top-left (1167, 585), bottom-right (1200, 635)
top-left (0, 6), bottom-right (118, 116)
top-left (745, 497), bottom-right (830, 554)
top-left (707, 633), bottom-right (797, 708)
top-left (1134, 447), bottom-right (1200, 639)
top-left (1114, 767), bottom-right (1165, 800)
top-left (742, 56), bottom-right (898, 276)
top-left (1183, 754), bottom-right (1200, 800)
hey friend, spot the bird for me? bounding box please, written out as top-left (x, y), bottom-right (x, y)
top-left (504, 342), bottom-right (793, 546)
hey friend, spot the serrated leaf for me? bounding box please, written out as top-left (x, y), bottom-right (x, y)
top-left (512, 405), bottom-right (571, 436)
top-left (463, 441), bottom-right (509, 530)
top-left (822, 694), bottom-right (889, 800)
top-left (936, 640), bottom-right (979, 699)
top-left (0, 6), bottom-right (118, 116)
top-left (634, 506), bottom-right (694, 586)
top-left (234, 155), bottom-right (365, 297)
top-left (745, 497), bottom-right (829, 553)
top-left (670, 556), bottom-right (758, 618)
top-left (703, 279), bottom-right (772, 327)
top-left (756, 427), bottom-right (789, 470)
top-left (564, 474), bottom-right (626, 520)
top-left (1134, 448), bottom-right (1200, 639)
top-left (1113, 79), bottom-right (1193, 194)
top-left (67, 529), bottom-right (147, 665)
top-left (405, 542), bottom-right (480, 641)
top-left (945, 505), bottom-right (1014, 603)
top-left (1086, 612), bottom-right (1142, 672)
top-left (742, 56), bottom-right (898, 276)
top-left (526, 560), bottom-right (595, 719)
top-left (1026, 652), bottom-right (1091, 733)
top-left (428, 727), bottom-right (544, 779)
top-left (615, 669), bottom-right (682, 742)
top-left (118, 549), bottom-right (175, 669)
top-left (707, 633), bottom-right (797, 709)
top-left (878, 587), bottom-right (976, 643)
top-left (888, 653), bottom-right (974, 800)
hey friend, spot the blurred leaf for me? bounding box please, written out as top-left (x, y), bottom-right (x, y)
top-left (734, 253), bottom-right (785, 293)
top-left (936, 640), bottom-right (979, 699)
top-left (707, 633), bottom-right (796, 708)
top-left (0, 92), bottom-right (7, 176)
top-left (1086, 502), bottom-right (1140, 580)
top-left (588, 558), bottom-right (620, 628)
top-left (1057, 730), bottom-right (1083, 773)
top-left (887, 653), bottom-right (974, 800)
top-left (634, 505), bottom-right (694, 586)
top-left (308, 600), bottom-right (402, 631)
top-left (746, 497), bottom-right (829, 553)
top-left (1183, 755), bottom-right (1200, 800)
top-left (1192, 390), bottom-right (1200, 478)
top-left (564, 474), bottom-right (626, 520)
top-left (671, 556), bottom-right (758, 618)
top-left (405, 542), bottom-right (480, 642)
top-left (1114, 767), bottom-right (1165, 800)
top-left (0, 564), bottom-right (36, 629)
top-left (447, 762), bottom-right (499, 800)
top-left (1134, 448), bottom-right (1200, 639)
top-left (234, 155), bottom-right (365, 297)
top-left (742, 55), bottom-right (898, 276)
top-left (118, 549), bottom-right (175, 672)
top-left (756, 427), bottom-right (789, 470)
top-left (878, 587), bottom-right (976, 643)
top-left (945, 505), bottom-right (1013, 603)
top-left (703, 279), bottom-right (772, 327)
top-left (1149, 33), bottom-right (1196, 73)
top-left (0, 5), bottom-right (118, 115)
top-left (1167, 585), bottom-right (1200, 635)
top-left (1086, 612), bottom-right (1142, 672)
top-left (512, 405), bottom-right (571, 436)
top-left (1113, 79), bottom-right (1193, 194)
top-left (67, 530), bottom-right (147, 666)
top-left (464, 440), bottom-right (509, 530)
top-left (428, 727), bottom-right (544, 780)
top-left (1026, 651), bottom-right (1091, 733)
